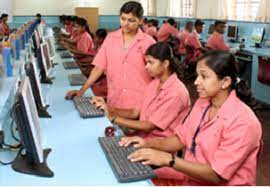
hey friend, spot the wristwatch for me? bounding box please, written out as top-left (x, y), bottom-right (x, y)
top-left (169, 154), bottom-right (175, 167)
top-left (110, 116), bottom-right (116, 124)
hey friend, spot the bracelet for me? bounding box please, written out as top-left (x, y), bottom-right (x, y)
top-left (110, 116), bottom-right (116, 124)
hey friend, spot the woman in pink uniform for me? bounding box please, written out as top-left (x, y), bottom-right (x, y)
top-left (66, 1), bottom-right (156, 110)
top-left (92, 42), bottom-right (190, 139)
top-left (120, 51), bottom-right (262, 186)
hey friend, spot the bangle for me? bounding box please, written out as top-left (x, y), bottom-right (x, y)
top-left (169, 154), bottom-right (175, 167)
top-left (110, 116), bottom-right (116, 124)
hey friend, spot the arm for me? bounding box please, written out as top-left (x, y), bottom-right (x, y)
top-left (80, 66), bottom-right (104, 93)
top-left (108, 107), bottom-right (140, 119)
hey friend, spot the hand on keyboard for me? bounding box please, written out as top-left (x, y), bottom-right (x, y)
top-left (128, 148), bottom-right (172, 167)
top-left (91, 96), bottom-right (107, 111)
top-left (119, 136), bottom-right (147, 148)
top-left (65, 90), bottom-right (83, 100)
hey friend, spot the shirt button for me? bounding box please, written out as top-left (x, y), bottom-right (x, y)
top-left (123, 89), bottom-right (127, 92)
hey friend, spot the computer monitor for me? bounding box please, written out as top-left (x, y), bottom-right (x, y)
top-left (36, 44), bottom-right (54, 84)
top-left (37, 25), bottom-right (44, 43)
top-left (41, 42), bottom-right (52, 76)
top-left (208, 24), bottom-right (215, 35)
top-left (11, 76), bottom-right (54, 177)
top-left (44, 36), bottom-right (55, 58)
top-left (25, 62), bottom-right (51, 118)
top-left (251, 27), bottom-right (265, 48)
top-left (227, 25), bottom-right (238, 41)
top-left (31, 30), bottom-right (40, 56)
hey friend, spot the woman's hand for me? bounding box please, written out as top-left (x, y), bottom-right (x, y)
top-left (119, 136), bottom-right (147, 148)
top-left (128, 148), bottom-right (172, 167)
top-left (91, 96), bottom-right (112, 118)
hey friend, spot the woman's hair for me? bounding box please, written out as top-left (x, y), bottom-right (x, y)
top-left (197, 50), bottom-right (255, 107)
top-left (95, 28), bottom-right (107, 39)
top-left (145, 42), bottom-right (183, 80)
top-left (120, 1), bottom-right (144, 19)
top-left (76, 18), bottom-right (93, 37)
top-left (1, 13), bottom-right (8, 20)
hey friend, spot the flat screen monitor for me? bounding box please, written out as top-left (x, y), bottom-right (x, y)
top-left (227, 25), bottom-right (238, 40)
top-left (208, 24), bottom-right (215, 35)
top-left (251, 27), bottom-right (265, 47)
top-left (40, 42), bottom-right (52, 76)
top-left (11, 76), bottom-right (53, 177)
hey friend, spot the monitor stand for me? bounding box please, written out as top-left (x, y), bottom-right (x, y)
top-left (40, 76), bottom-right (54, 84)
top-left (37, 104), bottom-right (52, 118)
top-left (12, 148), bottom-right (54, 178)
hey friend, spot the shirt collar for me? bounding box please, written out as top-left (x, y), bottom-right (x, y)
top-left (200, 90), bottom-right (239, 120)
top-left (114, 28), bottom-right (144, 41)
top-left (159, 73), bottom-right (178, 91)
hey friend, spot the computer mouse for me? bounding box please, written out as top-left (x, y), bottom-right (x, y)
top-left (105, 126), bottom-right (116, 137)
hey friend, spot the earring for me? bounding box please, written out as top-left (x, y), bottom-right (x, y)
top-left (222, 85), bottom-right (226, 89)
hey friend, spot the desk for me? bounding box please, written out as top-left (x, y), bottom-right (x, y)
top-left (0, 50), bottom-right (152, 185)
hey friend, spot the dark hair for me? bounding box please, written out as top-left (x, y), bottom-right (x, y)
top-left (145, 42), bottom-right (183, 80)
top-left (76, 18), bottom-right (93, 36)
top-left (120, 1), bottom-right (144, 19)
top-left (95, 28), bottom-right (107, 39)
top-left (36, 13), bottom-right (41, 17)
top-left (1, 13), bottom-right (8, 19)
top-left (148, 19), bottom-right (159, 27)
top-left (195, 19), bottom-right (205, 27)
top-left (167, 18), bottom-right (176, 26)
top-left (197, 50), bottom-right (255, 107)
top-left (214, 20), bottom-right (226, 27)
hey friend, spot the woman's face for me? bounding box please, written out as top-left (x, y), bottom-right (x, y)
top-left (194, 59), bottom-right (225, 99)
top-left (145, 55), bottom-right (168, 78)
top-left (120, 12), bottom-right (142, 34)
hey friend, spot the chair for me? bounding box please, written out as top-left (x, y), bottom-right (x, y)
top-left (252, 56), bottom-right (270, 113)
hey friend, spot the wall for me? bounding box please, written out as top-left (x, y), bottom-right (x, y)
top-left (0, 0), bottom-right (12, 22)
top-left (12, 0), bottom-right (138, 16)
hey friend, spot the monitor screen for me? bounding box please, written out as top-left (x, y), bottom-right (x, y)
top-left (227, 25), bottom-right (238, 39)
top-left (25, 62), bottom-right (46, 108)
top-left (34, 30), bottom-right (40, 49)
top-left (41, 42), bottom-right (52, 76)
top-left (208, 24), bottom-right (215, 35)
top-left (251, 27), bottom-right (265, 44)
top-left (15, 76), bottom-right (43, 163)
top-left (45, 36), bottom-right (55, 58)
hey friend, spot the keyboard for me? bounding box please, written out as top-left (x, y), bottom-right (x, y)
top-left (63, 61), bottom-right (79, 69)
top-left (56, 46), bottom-right (66, 51)
top-left (60, 52), bottom-right (73, 58)
top-left (99, 136), bottom-right (156, 183)
top-left (73, 97), bottom-right (104, 118)
top-left (68, 74), bottom-right (87, 86)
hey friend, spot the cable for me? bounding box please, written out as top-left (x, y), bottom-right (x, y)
top-left (9, 102), bottom-right (21, 143)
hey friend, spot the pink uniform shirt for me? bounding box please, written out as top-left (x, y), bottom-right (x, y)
top-left (206, 31), bottom-right (230, 51)
top-left (93, 28), bottom-right (156, 109)
top-left (76, 31), bottom-right (95, 56)
top-left (155, 91), bottom-right (262, 186)
top-left (184, 30), bottom-right (203, 62)
top-left (0, 22), bottom-right (11, 36)
top-left (156, 23), bottom-right (179, 42)
top-left (138, 73), bottom-right (191, 139)
top-left (178, 29), bottom-right (190, 54)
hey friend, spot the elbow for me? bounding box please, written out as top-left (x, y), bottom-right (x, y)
top-left (142, 123), bottom-right (156, 133)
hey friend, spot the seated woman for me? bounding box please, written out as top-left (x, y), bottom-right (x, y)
top-left (92, 42), bottom-right (191, 139)
top-left (120, 51), bottom-right (262, 186)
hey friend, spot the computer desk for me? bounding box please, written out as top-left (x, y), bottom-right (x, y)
top-left (0, 51), bottom-right (153, 185)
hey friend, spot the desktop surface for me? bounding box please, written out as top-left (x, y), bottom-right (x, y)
top-left (0, 49), bottom-right (152, 185)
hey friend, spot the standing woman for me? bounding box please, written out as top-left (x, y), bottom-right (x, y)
top-left (66, 1), bottom-right (156, 111)
top-left (120, 51), bottom-right (262, 186)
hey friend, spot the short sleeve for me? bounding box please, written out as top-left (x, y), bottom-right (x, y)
top-left (92, 36), bottom-right (109, 71)
top-left (148, 96), bottom-right (184, 131)
top-left (210, 120), bottom-right (261, 180)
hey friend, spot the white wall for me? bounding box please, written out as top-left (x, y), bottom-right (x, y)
top-left (12, 0), bottom-right (139, 16)
top-left (0, 0), bottom-right (12, 21)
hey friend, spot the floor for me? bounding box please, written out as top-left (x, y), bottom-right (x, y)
top-left (183, 78), bottom-right (270, 186)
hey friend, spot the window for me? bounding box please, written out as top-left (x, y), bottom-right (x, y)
top-left (229, 0), bottom-right (261, 21)
top-left (140, 0), bottom-right (156, 16)
top-left (182, 0), bottom-right (192, 17)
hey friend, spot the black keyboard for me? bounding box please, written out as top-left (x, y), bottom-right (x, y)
top-left (99, 136), bottom-right (156, 183)
top-left (63, 61), bottom-right (79, 69)
top-left (73, 97), bottom-right (104, 118)
top-left (60, 52), bottom-right (73, 59)
top-left (68, 74), bottom-right (87, 86)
